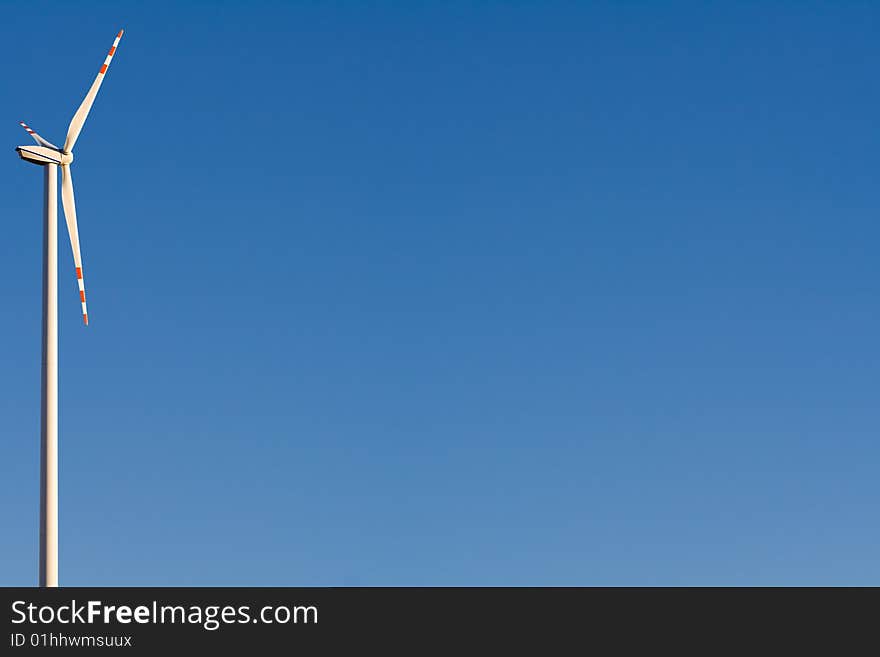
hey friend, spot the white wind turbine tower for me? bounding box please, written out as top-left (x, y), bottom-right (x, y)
top-left (15, 29), bottom-right (124, 587)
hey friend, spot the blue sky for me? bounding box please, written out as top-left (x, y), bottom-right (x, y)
top-left (1, 1), bottom-right (879, 585)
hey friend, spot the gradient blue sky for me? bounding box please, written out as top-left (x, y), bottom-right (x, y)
top-left (1, 1), bottom-right (879, 585)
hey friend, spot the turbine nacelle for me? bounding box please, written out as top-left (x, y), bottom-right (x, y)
top-left (16, 146), bottom-right (73, 166)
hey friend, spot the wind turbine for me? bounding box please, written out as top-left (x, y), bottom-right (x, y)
top-left (15, 29), bottom-right (124, 587)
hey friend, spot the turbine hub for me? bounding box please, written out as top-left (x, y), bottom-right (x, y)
top-left (60, 151), bottom-right (73, 165)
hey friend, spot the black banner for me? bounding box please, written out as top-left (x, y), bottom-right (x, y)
top-left (0, 587), bottom-right (871, 652)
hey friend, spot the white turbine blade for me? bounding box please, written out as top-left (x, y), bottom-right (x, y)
top-left (63, 29), bottom-right (124, 153)
top-left (60, 165), bottom-right (89, 325)
top-left (19, 121), bottom-right (59, 150)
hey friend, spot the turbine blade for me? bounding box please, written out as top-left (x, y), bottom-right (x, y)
top-left (60, 165), bottom-right (89, 325)
top-left (19, 121), bottom-right (59, 150)
top-left (63, 29), bottom-right (124, 153)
